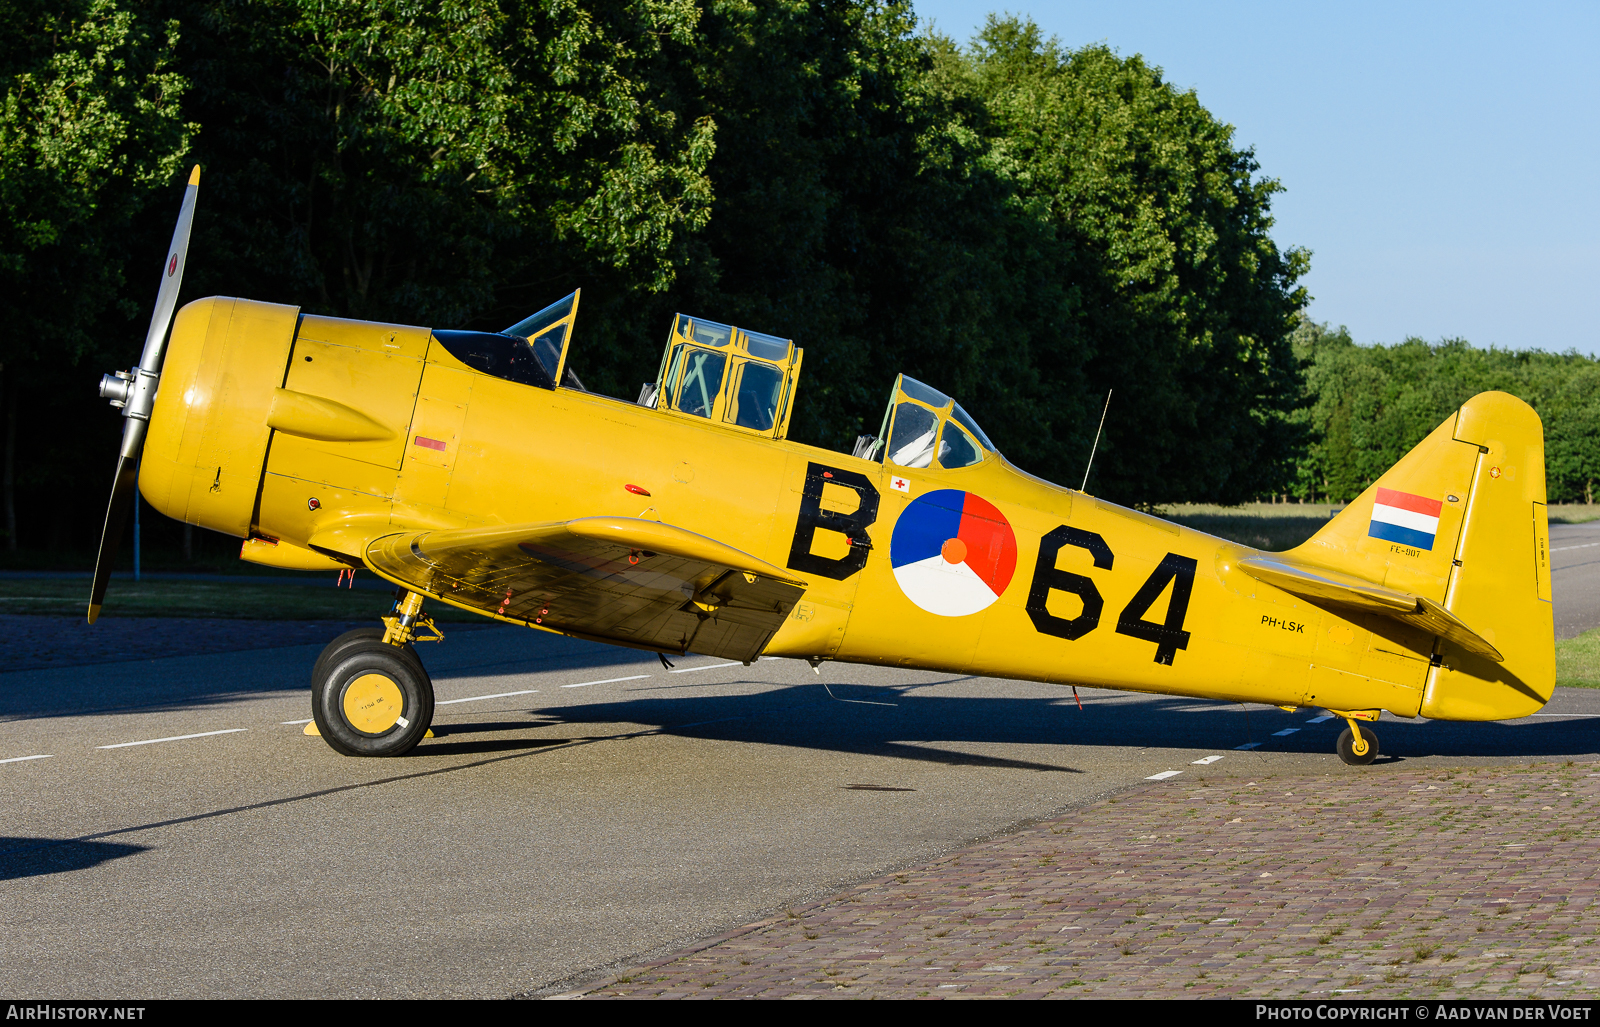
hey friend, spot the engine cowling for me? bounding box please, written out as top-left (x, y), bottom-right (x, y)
top-left (139, 297), bottom-right (300, 537)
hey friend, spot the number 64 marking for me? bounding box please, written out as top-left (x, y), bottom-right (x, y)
top-left (1024, 527), bottom-right (1196, 665)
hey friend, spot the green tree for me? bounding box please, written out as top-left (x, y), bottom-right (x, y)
top-left (0, 0), bottom-right (191, 344)
top-left (655, 0), bottom-right (1041, 451)
top-left (940, 15), bottom-right (1310, 503)
top-left (0, 0), bottom-right (191, 546)
top-left (13, 1), bottom-right (1327, 558)
top-left (166, 3), bottom-right (1309, 500)
top-left (1292, 321), bottom-right (1600, 504)
top-left (170, 0), bottom-right (715, 328)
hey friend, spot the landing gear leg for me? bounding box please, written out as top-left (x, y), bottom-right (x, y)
top-left (382, 590), bottom-right (444, 647)
top-left (1336, 720), bottom-right (1379, 766)
top-left (309, 590), bottom-right (442, 757)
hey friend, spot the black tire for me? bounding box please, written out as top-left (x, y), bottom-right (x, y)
top-left (312, 627), bottom-right (424, 688)
top-left (311, 640), bottom-right (435, 757)
top-left (1336, 725), bottom-right (1379, 766)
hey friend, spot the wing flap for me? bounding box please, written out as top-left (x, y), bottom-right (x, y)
top-left (1238, 554), bottom-right (1503, 663)
top-left (364, 517), bottom-right (805, 663)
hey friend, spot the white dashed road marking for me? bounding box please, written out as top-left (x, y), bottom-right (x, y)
top-left (1191, 755), bottom-right (1225, 765)
top-left (97, 729), bottom-right (247, 750)
top-left (437, 689), bottom-right (540, 706)
top-left (560, 675), bottom-right (650, 689)
top-left (669, 662), bottom-right (743, 674)
top-left (1272, 728), bottom-right (1301, 736)
top-left (1, 754), bottom-right (53, 764)
top-left (1146, 770), bottom-right (1182, 780)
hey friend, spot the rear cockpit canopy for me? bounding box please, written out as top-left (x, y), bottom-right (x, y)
top-left (855, 374), bottom-right (995, 469)
top-left (643, 314), bottom-right (803, 438)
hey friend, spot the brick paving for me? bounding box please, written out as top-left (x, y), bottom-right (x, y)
top-left (579, 763), bottom-right (1600, 999)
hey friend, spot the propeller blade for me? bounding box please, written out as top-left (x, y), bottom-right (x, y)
top-left (87, 450), bottom-right (140, 625)
top-left (87, 165), bottom-right (201, 624)
top-left (139, 165), bottom-right (201, 374)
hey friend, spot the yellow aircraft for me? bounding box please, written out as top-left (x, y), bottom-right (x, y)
top-left (90, 170), bottom-right (1554, 765)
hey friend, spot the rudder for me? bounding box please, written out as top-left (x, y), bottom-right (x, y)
top-left (1290, 391), bottom-right (1554, 720)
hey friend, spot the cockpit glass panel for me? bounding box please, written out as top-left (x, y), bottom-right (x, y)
top-left (503, 292), bottom-right (575, 339)
top-left (725, 359), bottom-right (784, 431)
top-left (531, 324), bottom-right (566, 380)
top-left (898, 375), bottom-right (951, 409)
top-left (888, 402), bottom-right (939, 468)
top-left (938, 421), bottom-right (982, 468)
top-left (672, 346), bottom-right (727, 418)
top-left (674, 313), bottom-right (732, 348)
top-left (744, 330), bottom-right (791, 362)
top-left (861, 373), bottom-right (998, 464)
top-left (663, 343), bottom-right (686, 396)
top-left (431, 330), bottom-right (555, 390)
top-left (950, 402), bottom-right (995, 452)
top-left (652, 310), bottom-right (802, 436)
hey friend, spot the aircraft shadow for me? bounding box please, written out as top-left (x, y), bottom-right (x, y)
top-left (413, 736), bottom-right (568, 757)
top-left (423, 683), bottom-right (1600, 764)
top-left (426, 703), bottom-right (1083, 771)
top-left (0, 837), bottom-right (147, 881)
top-left (9, 627), bottom-right (1597, 767)
top-left (0, 629), bottom-right (656, 723)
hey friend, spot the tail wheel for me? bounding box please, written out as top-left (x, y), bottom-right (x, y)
top-left (1336, 725), bottom-right (1379, 766)
top-left (312, 640), bottom-right (434, 757)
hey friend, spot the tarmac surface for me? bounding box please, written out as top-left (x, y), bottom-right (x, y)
top-left (0, 535), bottom-right (1596, 1000)
top-left (1552, 517), bottom-right (1600, 639)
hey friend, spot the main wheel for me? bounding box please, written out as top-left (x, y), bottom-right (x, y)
top-left (311, 639), bottom-right (435, 757)
top-left (1336, 725), bottom-right (1379, 766)
top-left (312, 627), bottom-right (424, 688)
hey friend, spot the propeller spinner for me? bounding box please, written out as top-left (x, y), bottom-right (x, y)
top-left (88, 165), bottom-right (201, 624)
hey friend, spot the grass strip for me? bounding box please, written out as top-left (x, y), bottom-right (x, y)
top-left (0, 578), bottom-right (485, 622)
top-left (1162, 514), bottom-right (1326, 551)
top-left (1554, 627), bottom-right (1600, 689)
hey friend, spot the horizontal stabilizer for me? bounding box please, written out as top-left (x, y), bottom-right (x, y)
top-left (1238, 555), bottom-right (1503, 663)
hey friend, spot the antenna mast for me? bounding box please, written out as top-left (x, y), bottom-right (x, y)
top-left (1080, 389), bottom-right (1112, 492)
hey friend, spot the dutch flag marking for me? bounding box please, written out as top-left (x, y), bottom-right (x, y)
top-left (1368, 487), bottom-right (1443, 550)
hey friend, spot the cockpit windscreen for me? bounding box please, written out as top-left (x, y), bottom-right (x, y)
top-left (864, 374), bottom-right (995, 469)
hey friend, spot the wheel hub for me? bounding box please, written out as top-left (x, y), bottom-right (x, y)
top-left (343, 672), bottom-right (404, 734)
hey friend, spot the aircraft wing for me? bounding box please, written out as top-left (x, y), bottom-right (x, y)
top-left (1238, 554), bottom-right (1504, 663)
top-left (364, 517), bottom-right (807, 663)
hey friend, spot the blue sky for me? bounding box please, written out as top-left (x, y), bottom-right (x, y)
top-left (913, 1), bottom-right (1600, 354)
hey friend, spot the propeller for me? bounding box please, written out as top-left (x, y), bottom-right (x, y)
top-left (87, 165), bottom-right (201, 624)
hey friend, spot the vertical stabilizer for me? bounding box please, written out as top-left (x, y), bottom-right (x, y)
top-left (1288, 391), bottom-right (1553, 720)
top-left (1425, 393), bottom-right (1554, 718)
